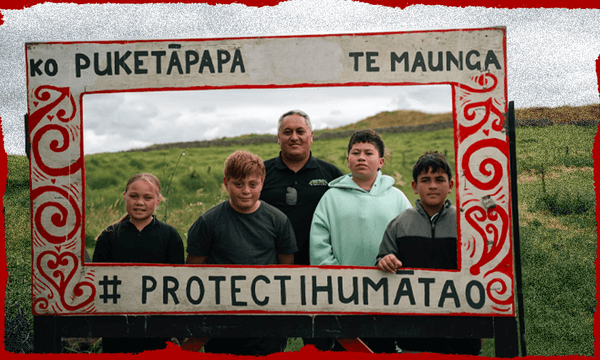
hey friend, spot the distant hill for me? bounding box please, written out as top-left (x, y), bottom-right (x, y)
top-left (514, 104), bottom-right (599, 124)
top-left (315, 110), bottom-right (452, 134)
top-left (134, 104), bottom-right (599, 152)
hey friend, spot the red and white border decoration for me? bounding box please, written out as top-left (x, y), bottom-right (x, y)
top-left (27, 28), bottom-right (513, 316)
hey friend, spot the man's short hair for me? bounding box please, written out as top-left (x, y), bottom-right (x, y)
top-left (347, 129), bottom-right (385, 157)
top-left (277, 110), bottom-right (313, 133)
top-left (412, 151), bottom-right (453, 182)
top-left (224, 150), bottom-right (266, 180)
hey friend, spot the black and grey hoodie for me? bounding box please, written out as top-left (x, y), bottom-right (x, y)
top-left (375, 199), bottom-right (458, 269)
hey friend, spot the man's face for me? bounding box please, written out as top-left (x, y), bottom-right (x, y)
top-left (224, 173), bottom-right (263, 214)
top-left (124, 179), bottom-right (161, 223)
top-left (412, 167), bottom-right (454, 211)
top-left (346, 142), bottom-right (384, 181)
top-left (278, 114), bottom-right (313, 160)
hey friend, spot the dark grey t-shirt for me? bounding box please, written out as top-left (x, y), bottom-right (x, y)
top-left (186, 200), bottom-right (297, 265)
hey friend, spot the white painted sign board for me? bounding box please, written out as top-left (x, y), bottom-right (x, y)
top-left (27, 27), bottom-right (514, 317)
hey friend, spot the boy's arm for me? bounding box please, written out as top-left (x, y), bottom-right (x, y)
top-left (186, 255), bottom-right (207, 264)
top-left (375, 217), bottom-right (401, 272)
top-left (309, 200), bottom-right (340, 266)
top-left (275, 216), bottom-right (298, 263)
top-left (186, 216), bottom-right (211, 265)
top-left (277, 254), bottom-right (294, 265)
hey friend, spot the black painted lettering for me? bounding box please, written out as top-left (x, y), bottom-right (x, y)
top-left (217, 50), bottom-right (230, 73)
top-left (167, 51), bottom-right (183, 75)
top-left (199, 50), bottom-right (215, 74)
top-left (446, 51), bottom-right (463, 71)
top-left (411, 52), bottom-right (427, 72)
top-left (438, 280), bottom-right (460, 308)
top-left (251, 275), bottom-right (270, 306)
top-left (428, 51), bottom-right (443, 72)
top-left (30, 59), bottom-right (43, 77)
top-left (151, 50), bottom-right (166, 74)
top-left (231, 49), bottom-right (245, 73)
top-left (274, 275), bottom-right (290, 305)
top-left (363, 277), bottom-right (388, 306)
top-left (134, 51), bottom-right (148, 75)
top-left (485, 50), bottom-right (502, 70)
top-left (366, 52), bottom-right (379, 72)
top-left (163, 276), bottom-right (179, 305)
top-left (94, 52), bottom-right (112, 76)
top-left (114, 51), bottom-right (132, 75)
top-left (466, 280), bottom-right (485, 309)
top-left (75, 53), bottom-right (90, 78)
top-left (300, 275), bottom-right (306, 306)
top-left (391, 51), bottom-right (409, 72)
top-left (338, 276), bottom-right (359, 304)
top-left (348, 52), bottom-right (364, 71)
top-left (393, 278), bottom-right (416, 305)
top-left (185, 50), bottom-right (199, 74)
top-left (231, 275), bottom-right (247, 306)
top-left (418, 278), bottom-right (435, 307)
top-left (141, 275), bottom-right (157, 304)
top-left (43, 59), bottom-right (58, 76)
top-left (312, 275), bottom-right (333, 305)
top-left (209, 276), bottom-right (225, 305)
top-left (186, 276), bottom-right (205, 305)
top-left (466, 50), bottom-right (481, 70)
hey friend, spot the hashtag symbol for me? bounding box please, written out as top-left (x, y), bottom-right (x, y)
top-left (99, 275), bottom-right (122, 304)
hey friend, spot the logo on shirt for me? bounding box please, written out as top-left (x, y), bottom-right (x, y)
top-left (309, 179), bottom-right (329, 186)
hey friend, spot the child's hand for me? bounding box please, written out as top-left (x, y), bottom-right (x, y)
top-left (377, 254), bottom-right (402, 273)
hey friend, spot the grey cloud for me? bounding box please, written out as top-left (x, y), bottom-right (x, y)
top-left (3, 3), bottom-right (600, 155)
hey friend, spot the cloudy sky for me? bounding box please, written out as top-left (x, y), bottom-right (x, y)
top-left (2, 2), bottom-right (600, 155)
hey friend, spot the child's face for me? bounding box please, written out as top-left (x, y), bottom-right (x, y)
top-left (412, 167), bottom-right (454, 210)
top-left (224, 173), bottom-right (263, 214)
top-left (124, 179), bottom-right (161, 223)
top-left (346, 142), bottom-right (384, 181)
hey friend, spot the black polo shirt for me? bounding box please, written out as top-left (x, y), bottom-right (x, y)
top-left (260, 153), bottom-right (343, 265)
top-left (92, 215), bottom-right (184, 264)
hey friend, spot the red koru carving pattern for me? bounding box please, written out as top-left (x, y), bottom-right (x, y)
top-left (457, 74), bottom-right (505, 143)
top-left (456, 73), bottom-right (513, 311)
top-left (36, 250), bottom-right (95, 313)
top-left (465, 205), bottom-right (509, 276)
top-left (30, 86), bottom-right (83, 177)
top-left (30, 85), bottom-right (94, 314)
top-left (462, 138), bottom-right (509, 191)
top-left (31, 186), bottom-right (82, 245)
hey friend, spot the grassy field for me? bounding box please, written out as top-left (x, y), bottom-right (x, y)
top-left (4, 119), bottom-right (597, 355)
top-left (83, 127), bottom-right (456, 255)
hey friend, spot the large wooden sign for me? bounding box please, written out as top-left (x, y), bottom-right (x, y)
top-left (27, 27), bottom-right (513, 317)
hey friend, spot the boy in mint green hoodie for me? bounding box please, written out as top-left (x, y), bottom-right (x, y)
top-left (309, 129), bottom-right (411, 353)
top-left (309, 129), bottom-right (411, 267)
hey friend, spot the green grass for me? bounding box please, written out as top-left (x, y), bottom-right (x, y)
top-left (4, 124), bottom-right (596, 355)
top-left (513, 125), bottom-right (596, 356)
top-left (83, 127), bottom-right (457, 256)
top-left (4, 155), bottom-right (34, 353)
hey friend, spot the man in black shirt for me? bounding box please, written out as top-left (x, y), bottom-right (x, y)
top-left (259, 110), bottom-right (343, 352)
top-left (260, 110), bottom-right (343, 266)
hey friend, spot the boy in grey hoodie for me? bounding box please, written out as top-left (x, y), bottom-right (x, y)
top-left (376, 151), bottom-right (481, 355)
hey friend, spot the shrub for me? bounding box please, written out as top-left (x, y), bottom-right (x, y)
top-left (533, 170), bottom-right (595, 216)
